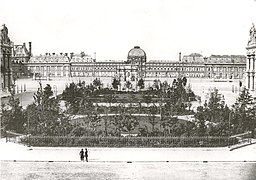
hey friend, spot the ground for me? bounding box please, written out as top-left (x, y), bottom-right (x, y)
top-left (3, 77), bottom-right (243, 109)
top-left (1, 140), bottom-right (256, 179)
top-left (1, 139), bottom-right (256, 162)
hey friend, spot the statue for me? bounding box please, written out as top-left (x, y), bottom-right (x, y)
top-left (0, 24), bottom-right (11, 44)
top-left (248, 23), bottom-right (256, 46)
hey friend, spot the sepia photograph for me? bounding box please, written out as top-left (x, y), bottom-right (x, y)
top-left (1, 0), bottom-right (256, 179)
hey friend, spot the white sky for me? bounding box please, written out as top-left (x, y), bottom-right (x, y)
top-left (0, 0), bottom-right (256, 61)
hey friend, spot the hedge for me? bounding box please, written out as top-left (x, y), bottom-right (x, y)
top-left (20, 136), bottom-right (238, 147)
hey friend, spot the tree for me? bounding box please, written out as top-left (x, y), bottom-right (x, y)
top-left (125, 81), bottom-right (132, 91)
top-left (249, 105), bottom-right (256, 138)
top-left (122, 115), bottom-right (139, 135)
top-left (62, 82), bottom-right (83, 114)
top-left (160, 81), bottom-right (170, 94)
top-left (182, 77), bottom-right (187, 86)
top-left (26, 82), bottom-right (63, 136)
top-left (93, 78), bottom-right (103, 90)
top-left (171, 78), bottom-right (186, 102)
top-left (232, 88), bottom-right (254, 134)
top-left (111, 115), bottom-right (123, 136)
top-left (194, 106), bottom-right (207, 136)
top-left (112, 78), bottom-right (120, 90)
top-left (137, 78), bottom-right (145, 90)
top-left (1, 94), bottom-right (26, 133)
top-left (207, 88), bottom-right (225, 123)
top-left (88, 109), bottom-right (101, 136)
top-left (153, 79), bottom-right (161, 91)
top-left (148, 104), bottom-right (158, 132)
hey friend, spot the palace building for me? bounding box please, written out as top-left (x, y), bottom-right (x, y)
top-left (204, 55), bottom-right (246, 79)
top-left (0, 24), bottom-right (250, 95)
top-left (246, 23), bottom-right (256, 95)
top-left (28, 53), bottom-right (71, 80)
top-left (26, 45), bottom-right (246, 91)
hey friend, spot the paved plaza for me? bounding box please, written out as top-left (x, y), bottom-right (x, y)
top-left (1, 140), bottom-right (256, 180)
top-left (1, 139), bottom-right (256, 162)
top-left (8, 77), bottom-right (243, 109)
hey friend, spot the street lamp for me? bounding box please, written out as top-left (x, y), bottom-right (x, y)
top-left (53, 85), bottom-right (57, 96)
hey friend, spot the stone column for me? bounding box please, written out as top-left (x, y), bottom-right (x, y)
top-left (253, 55), bottom-right (256, 71)
top-left (247, 56), bottom-right (251, 71)
top-left (248, 72), bottom-right (251, 89)
top-left (253, 55), bottom-right (256, 91)
top-left (251, 56), bottom-right (254, 71)
top-left (249, 73), bottom-right (254, 91)
top-left (252, 74), bottom-right (255, 90)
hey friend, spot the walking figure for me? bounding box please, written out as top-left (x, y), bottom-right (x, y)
top-left (79, 149), bottom-right (84, 161)
top-left (85, 148), bottom-right (88, 162)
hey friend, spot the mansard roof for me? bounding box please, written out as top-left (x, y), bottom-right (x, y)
top-left (182, 53), bottom-right (204, 64)
top-left (70, 52), bottom-right (94, 63)
top-left (205, 55), bottom-right (246, 63)
top-left (13, 43), bottom-right (29, 57)
top-left (29, 53), bottom-right (70, 63)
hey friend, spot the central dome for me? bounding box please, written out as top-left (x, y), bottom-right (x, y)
top-left (127, 46), bottom-right (146, 63)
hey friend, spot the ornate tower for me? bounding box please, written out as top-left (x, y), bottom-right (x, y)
top-left (0, 24), bottom-right (13, 95)
top-left (246, 23), bottom-right (256, 95)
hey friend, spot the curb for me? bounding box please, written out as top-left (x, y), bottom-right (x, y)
top-left (229, 141), bottom-right (256, 151)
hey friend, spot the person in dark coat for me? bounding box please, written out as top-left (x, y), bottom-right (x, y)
top-left (85, 148), bottom-right (88, 162)
top-left (79, 149), bottom-right (84, 161)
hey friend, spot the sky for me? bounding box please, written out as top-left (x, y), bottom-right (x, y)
top-left (0, 0), bottom-right (256, 61)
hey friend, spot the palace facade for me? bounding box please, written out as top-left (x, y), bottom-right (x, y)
top-left (26, 46), bottom-right (246, 90)
top-left (28, 53), bottom-right (70, 80)
top-left (0, 24), bottom-right (251, 95)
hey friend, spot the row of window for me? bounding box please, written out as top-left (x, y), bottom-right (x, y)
top-left (29, 66), bottom-right (69, 70)
top-left (146, 73), bottom-right (204, 78)
top-left (71, 72), bottom-right (116, 77)
top-left (147, 67), bottom-right (205, 71)
top-left (207, 67), bottom-right (245, 72)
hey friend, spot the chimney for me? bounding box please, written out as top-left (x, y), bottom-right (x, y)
top-left (94, 52), bottom-right (96, 60)
top-left (70, 52), bottom-right (74, 59)
top-left (28, 42), bottom-right (32, 56)
top-left (179, 52), bottom-right (181, 62)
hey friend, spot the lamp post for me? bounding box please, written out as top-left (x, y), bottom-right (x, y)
top-left (53, 85), bottom-right (57, 97)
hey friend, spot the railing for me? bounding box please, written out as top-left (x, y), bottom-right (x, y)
top-left (230, 131), bottom-right (252, 144)
top-left (4, 131), bottom-right (27, 144)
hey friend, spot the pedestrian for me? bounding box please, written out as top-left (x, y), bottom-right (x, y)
top-left (85, 148), bottom-right (88, 162)
top-left (79, 149), bottom-right (84, 161)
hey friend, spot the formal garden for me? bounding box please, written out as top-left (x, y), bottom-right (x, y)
top-left (1, 77), bottom-right (256, 147)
